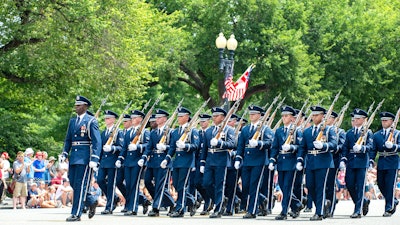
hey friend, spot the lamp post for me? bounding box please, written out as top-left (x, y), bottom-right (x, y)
top-left (216, 32), bottom-right (238, 110)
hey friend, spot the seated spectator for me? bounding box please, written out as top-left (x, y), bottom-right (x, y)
top-left (395, 177), bottom-right (400, 199)
top-left (55, 178), bottom-right (73, 207)
top-left (89, 180), bottom-right (106, 207)
top-left (274, 184), bottom-right (283, 202)
top-left (50, 168), bottom-right (65, 188)
top-left (27, 183), bottom-right (40, 208)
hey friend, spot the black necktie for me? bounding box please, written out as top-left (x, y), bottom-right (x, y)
top-left (313, 126), bottom-right (317, 136)
top-left (355, 128), bottom-right (358, 136)
top-left (75, 117), bottom-right (80, 126)
top-left (284, 127), bottom-right (288, 135)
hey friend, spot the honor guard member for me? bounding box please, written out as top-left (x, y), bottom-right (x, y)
top-left (340, 108), bottom-right (373, 218)
top-left (324, 111), bottom-right (345, 217)
top-left (235, 105), bottom-right (273, 218)
top-left (269, 106), bottom-right (304, 220)
top-left (371, 112), bottom-right (400, 217)
top-left (149, 114), bottom-right (157, 130)
top-left (139, 109), bottom-right (175, 217)
top-left (196, 114), bottom-right (213, 215)
top-left (116, 110), bottom-right (150, 215)
top-left (200, 107), bottom-right (235, 218)
top-left (97, 110), bottom-right (124, 215)
top-left (224, 113), bottom-right (240, 216)
top-left (61, 95), bottom-right (101, 221)
top-left (162, 107), bottom-right (200, 217)
top-left (300, 106), bottom-right (337, 221)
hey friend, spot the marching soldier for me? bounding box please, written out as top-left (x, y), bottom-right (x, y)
top-left (325, 111), bottom-right (346, 217)
top-left (300, 106), bottom-right (337, 221)
top-left (98, 110), bottom-right (124, 215)
top-left (116, 110), bottom-right (150, 215)
top-left (196, 114), bottom-right (213, 215)
top-left (340, 108), bottom-right (373, 218)
top-left (269, 106), bottom-right (304, 220)
top-left (139, 109), bottom-right (175, 217)
top-left (371, 111), bottom-right (400, 217)
top-left (61, 95), bottom-right (101, 221)
top-left (235, 105), bottom-right (273, 218)
top-left (200, 107), bottom-right (235, 218)
top-left (162, 107), bottom-right (200, 217)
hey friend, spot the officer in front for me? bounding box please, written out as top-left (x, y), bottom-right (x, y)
top-left (371, 111), bottom-right (400, 217)
top-left (61, 95), bottom-right (101, 221)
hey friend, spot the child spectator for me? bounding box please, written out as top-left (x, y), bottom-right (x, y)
top-left (32, 151), bottom-right (45, 182)
top-left (56, 178), bottom-right (73, 207)
top-left (27, 183), bottom-right (40, 208)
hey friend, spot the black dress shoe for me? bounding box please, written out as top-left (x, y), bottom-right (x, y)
top-left (101, 209), bottom-right (113, 215)
top-left (310, 214), bottom-right (323, 221)
top-left (167, 206), bottom-right (176, 216)
top-left (275, 213), bottom-right (287, 220)
top-left (113, 196), bottom-right (120, 210)
top-left (389, 200), bottom-right (398, 214)
top-left (170, 211), bottom-right (184, 218)
top-left (383, 212), bottom-right (392, 217)
top-left (222, 212), bottom-right (233, 216)
top-left (290, 210), bottom-right (300, 218)
top-left (143, 199), bottom-right (151, 214)
top-left (209, 212), bottom-right (221, 218)
top-left (124, 211), bottom-right (137, 216)
top-left (121, 208), bottom-right (128, 213)
top-left (148, 209), bottom-right (160, 217)
top-left (304, 208), bottom-right (312, 213)
top-left (243, 213), bottom-right (256, 219)
top-left (323, 200), bottom-right (331, 218)
top-left (66, 215), bottom-right (81, 222)
top-left (257, 209), bottom-right (267, 216)
top-left (350, 213), bottom-right (361, 218)
top-left (88, 201), bottom-right (97, 219)
top-left (82, 207), bottom-right (87, 213)
top-left (188, 205), bottom-right (196, 216)
top-left (362, 199), bottom-right (370, 216)
top-left (200, 210), bottom-right (209, 215)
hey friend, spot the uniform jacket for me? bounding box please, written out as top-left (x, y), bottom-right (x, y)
top-left (200, 125), bottom-right (235, 167)
top-left (341, 127), bottom-right (373, 168)
top-left (166, 125), bottom-right (200, 168)
top-left (235, 124), bottom-right (273, 167)
top-left (119, 127), bottom-right (150, 167)
top-left (62, 113), bottom-right (101, 165)
top-left (371, 129), bottom-right (400, 170)
top-left (100, 127), bottom-right (124, 168)
top-left (142, 127), bottom-right (173, 168)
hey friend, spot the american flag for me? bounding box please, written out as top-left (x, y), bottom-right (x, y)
top-left (222, 64), bottom-right (253, 101)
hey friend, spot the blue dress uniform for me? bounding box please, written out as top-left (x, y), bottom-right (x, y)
top-left (97, 110), bottom-right (125, 214)
top-left (235, 105), bottom-right (273, 218)
top-left (118, 110), bottom-right (150, 215)
top-left (341, 108), bottom-right (373, 218)
top-left (200, 107), bottom-right (235, 218)
top-left (371, 112), bottom-right (400, 216)
top-left (62, 96), bottom-right (101, 221)
top-left (194, 114), bottom-right (213, 215)
top-left (300, 106), bottom-right (337, 220)
top-left (164, 107), bottom-right (200, 217)
top-left (325, 111), bottom-right (346, 217)
top-left (141, 109), bottom-right (175, 216)
top-left (269, 106), bottom-right (304, 220)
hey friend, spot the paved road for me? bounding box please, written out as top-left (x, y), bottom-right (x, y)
top-left (1, 199), bottom-right (398, 225)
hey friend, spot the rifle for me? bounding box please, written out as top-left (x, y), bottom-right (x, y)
top-left (94, 95), bottom-right (109, 119)
top-left (284, 98), bottom-right (310, 144)
top-left (266, 97), bottom-right (286, 128)
top-left (356, 99), bottom-right (385, 145)
top-left (141, 98), bottom-right (152, 112)
top-left (159, 98), bottom-right (184, 144)
top-left (234, 107), bottom-right (249, 137)
top-left (251, 94), bottom-right (281, 141)
top-left (386, 107), bottom-right (400, 143)
top-left (105, 101), bottom-right (133, 145)
top-left (334, 100), bottom-right (351, 131)
top-left (131, 94), bottom-right (164, 145)
top-left (215, 99), bottom-right (241, 140)
top-left (272, 118), bottom-right (283, 132)
top-left (367, 101), bottom-right (375, 115)
top-left (178, 98), bottom-right (210, 143)
top-left (316, 90), bottom-right (342, 141)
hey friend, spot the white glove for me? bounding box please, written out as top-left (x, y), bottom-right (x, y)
top-left (268, 163), bottom-right (275, 171)
top-left (115, 160), bottom-right (122, 168)
top-left (103, 145), bottom-right (112, 152)
top-left (282, 144), bottom-right (291, 152)
top-left (210, 138), bottom-right (219, 147)
top-left (138, 159), bottom-right (144, 167)
top-left (296, 162), bottom-right (303, 171)
top-left (89, 161), bottom-right (98, 171)
top-left (339, 161), bottom-right (346, 169)
top-left (176, 141), bottom-right (185, 149)
top-left (353, 144), bottom-right (362, 152)
top-left (313, 141), bottom-right (323, 149)
top-left (160, 159), bottom-right (168, 169)
top-left (156, 143), bottom-right (166, 151)
top-left (249, 139), bottom-right (258, 147)
top-left (385, 141), bottom-right (394, 149)
top-left (234, 161), bottom-right (240, 170)
top-left (59, 155), bottom-right (66, 162)
top-left (200, 166), bottom-right (205, 173)
top-left (128, 143), bottom-right (137, 151)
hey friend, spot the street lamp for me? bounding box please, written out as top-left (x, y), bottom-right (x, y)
top-left (216, 32), bottom-right (238, 110)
